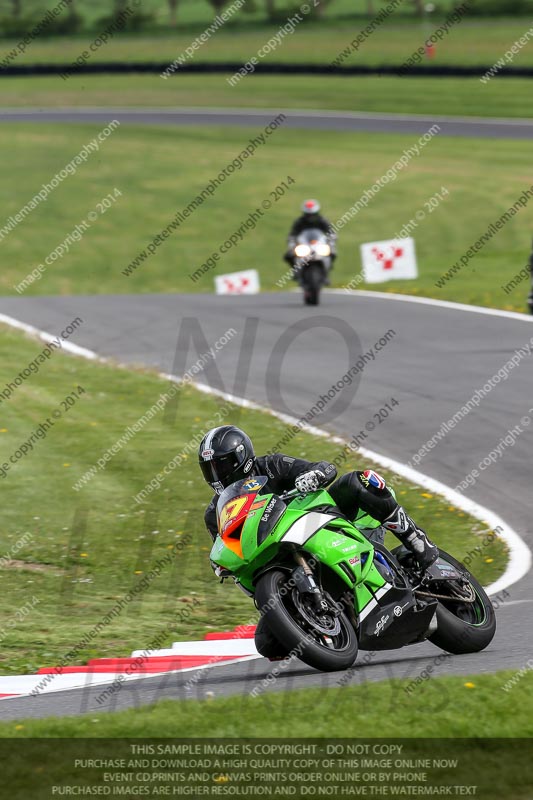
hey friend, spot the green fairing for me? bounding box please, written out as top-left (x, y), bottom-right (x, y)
top-left (211, 479), bottom-right (496, 668)
top-left (210, 484), bottom-right (387, 615)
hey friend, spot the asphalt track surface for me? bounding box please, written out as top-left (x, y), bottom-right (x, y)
top-left (2, 107), bottom-right (533, 139)
top-left (0, 291), bottom-right (531, 720)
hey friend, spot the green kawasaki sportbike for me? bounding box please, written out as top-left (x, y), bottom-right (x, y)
top-left (210, 476), bottom-right (496, 672)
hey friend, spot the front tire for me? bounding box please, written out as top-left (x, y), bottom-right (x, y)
top-left (428, 550), bottom-right (496, 655)
top-left (255, 569), bottom-right (358, 672)
top-left (254, 614), bottom-right (291, 659)
top-left (303, 263), bottom-right (323, 306)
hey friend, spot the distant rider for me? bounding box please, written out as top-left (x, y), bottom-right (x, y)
top-left (284, 199), bottom-right (337, 279)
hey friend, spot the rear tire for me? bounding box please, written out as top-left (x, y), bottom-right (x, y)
top-left (427, 550), bottom-right (496, 655)
top-left (256, 569), bottom-right (358, 672)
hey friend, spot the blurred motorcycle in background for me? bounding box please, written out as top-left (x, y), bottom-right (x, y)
top-left (288, 228), bottom-right (333, 306)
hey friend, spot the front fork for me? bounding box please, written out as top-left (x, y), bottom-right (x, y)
top-left (292, 550), bottom-right (329, 613)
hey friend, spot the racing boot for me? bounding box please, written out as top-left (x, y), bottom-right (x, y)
top-left (383, 505), bottom-right (438, 571)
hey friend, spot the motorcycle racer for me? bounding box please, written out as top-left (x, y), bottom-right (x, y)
top-left (284, 199), bottom-right (337, 277)
top-left (198, 425), bottom-right (438, 570)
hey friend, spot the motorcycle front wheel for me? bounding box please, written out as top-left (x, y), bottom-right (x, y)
top-left (256, 569), bottom-right (358, 672)
top-left (303, 263), bottom-right (323, 306)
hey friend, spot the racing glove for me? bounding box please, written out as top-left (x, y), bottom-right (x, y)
top-left (295, 469), bottom-right (325, 494)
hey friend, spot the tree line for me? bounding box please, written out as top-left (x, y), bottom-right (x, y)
top-left (4, 0), bottom-right (430, 25)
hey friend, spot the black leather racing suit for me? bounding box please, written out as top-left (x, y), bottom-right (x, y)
top-left (204, 453), bottom-right (397, 542)
top-left (289, 213), bottom-right (333, 238)
top-left (284, 213), bottom-right (337, 270)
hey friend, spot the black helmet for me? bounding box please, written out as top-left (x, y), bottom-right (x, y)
top-left (198, 425), bottom-right (256, 494)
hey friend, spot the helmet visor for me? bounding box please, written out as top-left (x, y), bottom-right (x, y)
top-left (199, 452), bottom-right (245, 488)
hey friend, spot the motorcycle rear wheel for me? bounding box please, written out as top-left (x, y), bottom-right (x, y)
top-left (256, 569), bottom-right (358, 672)
top-left (427, 550), bottom-right (496, 654)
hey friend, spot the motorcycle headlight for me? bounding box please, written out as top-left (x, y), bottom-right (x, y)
top-left (315, 243), bottom-right (331, 257)
top-left (294, 244), bottom-right (311, 257)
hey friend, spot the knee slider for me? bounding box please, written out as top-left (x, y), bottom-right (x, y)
top-left (355, 470), bottom-right (397, 522)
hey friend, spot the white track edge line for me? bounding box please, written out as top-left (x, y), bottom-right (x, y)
top-left (0, 309), bottom-right (529, 598)
top-left (328, 289), bottom-right (533, 322)
top-left (0, 312), bottom-right (101, 360)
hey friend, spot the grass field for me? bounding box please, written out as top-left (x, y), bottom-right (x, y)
top-left (0, 325), bottom-right (506, 675)
top-left (0, 674), bottom-right (531, 795)
top-left (3, 19), bottom-right (533, 67)
top-left (2, 73), bottom-right (532, 119)
top-left (1, 121), bottom-right (531, 311)
top-left (1, 673), bottom-right (532, 799)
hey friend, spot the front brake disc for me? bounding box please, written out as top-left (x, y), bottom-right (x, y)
top-left (291, 588), bottom-right (341, 636)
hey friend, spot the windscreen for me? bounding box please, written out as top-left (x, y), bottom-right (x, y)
top-left (216, 476), bottom-right (269, 538)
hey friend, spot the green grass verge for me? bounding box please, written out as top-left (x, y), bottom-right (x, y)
top-left (0, 670), bottom-right (531, 739)
top-left (3, 16), bottom-right (533, 67)
top-left (1, 677), bottom-right (532, 798)
top-left (3, 74), bottom-right (532, 119)
top-left (0, 325), bottom-right (506, 675)
top-left (2, 122), bottom-right (531, 312)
